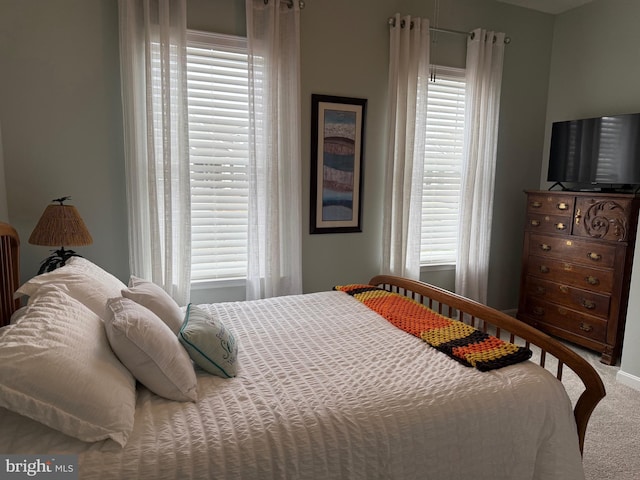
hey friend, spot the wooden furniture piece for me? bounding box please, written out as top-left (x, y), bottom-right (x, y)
top-left (0, 222), bottom-right (20, 327)
top-left (517, 190), bottom-right (640, 365)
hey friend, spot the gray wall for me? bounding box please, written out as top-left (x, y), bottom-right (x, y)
top-left (301, 0), bottom-right (555, 308)
top-left (542, 0), bottom-right (640, 379)
top-left (0, 0), bottom-right (554, 312)
top-left (0, 0), bottom-right (129, 281)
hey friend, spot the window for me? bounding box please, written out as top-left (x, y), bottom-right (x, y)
top-left (420, 67), bottom-right (466, 266)
top-left (186, 32), bottom-right (249, 282)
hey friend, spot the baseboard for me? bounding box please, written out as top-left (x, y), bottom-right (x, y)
top-left (616, 370), bottom-right (640, 392)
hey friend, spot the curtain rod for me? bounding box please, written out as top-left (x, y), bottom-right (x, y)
top-left (265, 0), bottom-right (305, 8)
top-left (387, 17), bottom-right (511, 44)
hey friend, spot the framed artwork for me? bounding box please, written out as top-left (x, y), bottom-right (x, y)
top-left (310, 94), bottom-right (367, 234)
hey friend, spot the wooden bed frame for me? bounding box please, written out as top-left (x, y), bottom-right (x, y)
top-left (0, 222), bottom-right (605, 454)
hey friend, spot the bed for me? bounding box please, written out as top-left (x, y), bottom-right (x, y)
top-left (0, 221), bottom-right (605, 479)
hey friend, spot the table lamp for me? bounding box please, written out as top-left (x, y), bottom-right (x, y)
top-left (29, 196), bottom-right (93, 274)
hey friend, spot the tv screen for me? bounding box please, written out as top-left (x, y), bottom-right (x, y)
top-left (547, 112), bottom-right (640, 187)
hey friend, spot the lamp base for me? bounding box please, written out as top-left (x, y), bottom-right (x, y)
top-left (38, 247), bottom-right (83, 275)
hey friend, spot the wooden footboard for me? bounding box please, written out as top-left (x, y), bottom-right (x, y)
top-left (369, 275), bottom-right (605, 454)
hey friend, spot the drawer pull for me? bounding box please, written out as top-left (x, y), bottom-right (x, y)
top-left (533, 307), bottom-right (545, 316)
top-left (559, 285), bottom-right (569, 294)
top-left (575, 208), bottom-right (582, 225)
top-left (540, 243), bottom-right (551, 252)
top-left (587, 252), bottom-right (602, 261)
top-left (579, 322), bottom-right (593, 333)
top-left (535, 286), bottom-right (546, 295)
top-left (586, 276), bottom-right (600, 286)
top-left (557, 202), bottom-right (569, 211)
top-left (531, 201), bottom-right (542, 208)
top-left (530, 219), bottom-right (540, 227)
top-left (555, 222), bottom-right (567, 230)
top-left (539, 265), bottom-right (550, 274)
top-left (581, 299), bottom-right (596, 310)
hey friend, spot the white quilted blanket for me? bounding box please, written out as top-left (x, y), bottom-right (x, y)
top-left (0, 291), bottom-right (585, 479)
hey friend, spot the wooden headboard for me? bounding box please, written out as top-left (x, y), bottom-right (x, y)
top-left (0, 222), bottom-right (20, 327)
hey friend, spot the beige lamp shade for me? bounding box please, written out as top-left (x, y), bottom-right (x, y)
top-left (29, 204), bottom-right (93, 247)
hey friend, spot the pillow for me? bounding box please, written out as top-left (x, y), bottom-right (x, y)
top-left (179, 304), bottom-right (238, 378)
top-left (121, 276), bottom-right (184, 334)
top-left (9, 305), bottom-right (28, 325)
top-left (15, 256), bottom-right (126, 321)
top-left (0, 285), bottom-right (136, 447)
top-left (105, 297), bottom-right (198, 402)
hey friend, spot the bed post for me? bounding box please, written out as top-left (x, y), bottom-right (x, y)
top-left (0, 222), bottom-right (20, 327)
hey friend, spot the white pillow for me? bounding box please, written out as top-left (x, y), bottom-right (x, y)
top-left (0, 285), bottom-right (136, 447)
top-left (105, 297), bottom-right (198, 402)
top-left (15, 256), bottom-right (126, 321)
top-left (121, 276), bottom-right (184, 334)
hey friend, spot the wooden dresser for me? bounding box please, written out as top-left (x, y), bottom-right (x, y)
top-left (517, 190), bottom-right (640, 365)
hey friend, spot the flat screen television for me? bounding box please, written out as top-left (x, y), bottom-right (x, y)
top-left (547, 112), bottom-right (640, 190)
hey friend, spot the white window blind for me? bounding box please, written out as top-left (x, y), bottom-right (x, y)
top-left (421, 66), bottom-right (466, 265)
top-left (186, 32), bottom-right (249, 281)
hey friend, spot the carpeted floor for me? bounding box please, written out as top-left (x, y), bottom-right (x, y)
top-left (545, 345), bottom-right (640, 480)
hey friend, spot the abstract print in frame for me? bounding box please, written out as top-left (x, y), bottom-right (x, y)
top-left (310, 94), bottom-right (366, 234)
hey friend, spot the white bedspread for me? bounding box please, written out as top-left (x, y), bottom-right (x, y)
top-left (0, 291), bottom-right (585, 479)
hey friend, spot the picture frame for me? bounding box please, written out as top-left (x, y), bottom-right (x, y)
top-left (310, 94), bottom-right (367, 234)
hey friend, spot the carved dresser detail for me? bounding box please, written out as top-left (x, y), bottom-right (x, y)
top-left (517, 190), bottom-right (640, 365)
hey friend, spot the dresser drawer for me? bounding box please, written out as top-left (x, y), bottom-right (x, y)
top-left (524, 276), bottom-right (610, 319)
top-left (527, 193), bottom-right (575, 216)
top-left (529, 233), bottom-right (616, 268)
top-left (526, 213), bottom-right (571, 235)
top-left (522, 297), bottom-right (607, 343)
top-left (526, 255), bottom-right (614, 293)
top-left (573, 196), bottom-right (635, 243)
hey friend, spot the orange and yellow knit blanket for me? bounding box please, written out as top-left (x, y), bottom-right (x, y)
top-left (334, 284), bottom-right (532, 371)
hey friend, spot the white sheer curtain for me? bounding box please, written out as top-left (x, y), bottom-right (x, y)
top-left (118, 0), bottom-right (191, 305)
top-left (455, 28), bottom-right (506, 303)
top-left (382, 14), bottom-right (430, 279)
top-left (245, 0), bottom-right (303, 300)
